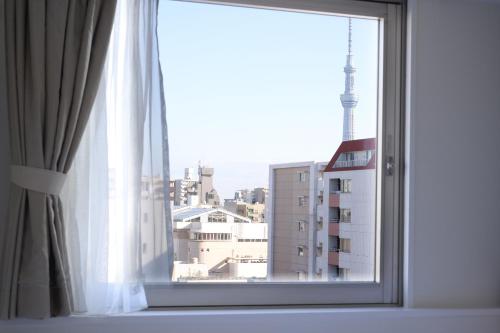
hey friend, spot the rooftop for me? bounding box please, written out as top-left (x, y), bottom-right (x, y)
top-left (324, 138), bottom-right (376, 172)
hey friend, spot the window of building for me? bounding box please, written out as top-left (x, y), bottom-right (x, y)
top-left (296, 271), bottom-right (307, 280)
top-left (339, 267), bottom-right (351, 280)
top-left (340, 179), bottom-right (352, 193)
top-left (298, 220), bottom-right (306, 232)
top-left (208, 212), bottom-right (227, 223)
top-left (317, 217), bottom-right (324, 230)
top-left (317, 242), bottom-right (323, 256)
top-left (146, 0), bottom-right (404, 307)
top-left (340, 208), bottom-right (352, 223)
top-left (298, 171), bottom-right (309, 183)
top-left (340, 238), bottom-right (352, 253)
top-left (298, 196), bottom-right (308, 207)
top-left (330, 178), bottom-right (341, 193)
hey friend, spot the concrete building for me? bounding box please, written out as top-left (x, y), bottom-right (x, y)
top-left (198, 166), bottom-right (220, 206)
top-left (316, 138), bottom-right (376, 281)
top-left (172, 207), bottom-right (268, 280)
top-left (224, 200), bottom-right (266, 223)
top-left (267, 145), bottom-right (376, 282)
top-left (234, 187), bottom-right (268, 204)
top-left (267, 162), bottom-right (327, 281)
top-left (170, 166), bottom-right (221, 207)
top-left (253, 187), bottom-right (268, 204)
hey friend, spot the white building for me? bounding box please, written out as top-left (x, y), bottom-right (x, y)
top-left (317, 138), bottom-right (376, 281)
top-left (172, 207), bottom-right (268, 280)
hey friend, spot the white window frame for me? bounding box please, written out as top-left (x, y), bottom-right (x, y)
top-left (146, 0), bottom-right (404, 307)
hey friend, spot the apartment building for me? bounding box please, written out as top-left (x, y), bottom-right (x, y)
top-left (234, 187), bottom-right (268, 204)
top-left (170, 166), bottom-right (221, 208)
top-left (267, 162), bottom-right (326, 281)
top-left (316, 138), bottom-right (376, 281)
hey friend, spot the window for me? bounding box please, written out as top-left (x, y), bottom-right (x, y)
top-left (208, 212), bottom-right (227, 223)
top-left (317, 242), bottom-right (323, 256)
top-left (146, 0), bottom-right (404, 307)
top-left (298, 220), bottom-right (306, 232)
top-left (340, 238), bottom-right (352, 253)
top-left (330, 178), bottom-right (341, 193)
top-left (340, 179), bottom-right (352, 193)
top-left (298, 196), bottom-right (308, 207)
top-left (298, 171), bottom-right (309, 183)
top-left (317, 217), bottom-right (324, 230)
top-left (340, 208), bottom-right (352, 223)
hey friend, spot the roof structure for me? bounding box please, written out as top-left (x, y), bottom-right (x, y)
top-left (172, 207), bottom-right (251, 223)
top-left (324, 138), bottom-right (377, 172)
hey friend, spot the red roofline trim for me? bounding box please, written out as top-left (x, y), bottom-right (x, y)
top-left (324, 138), bottom-right (377, 172)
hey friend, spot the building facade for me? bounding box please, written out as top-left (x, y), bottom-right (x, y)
top-left (267, 162), bottom-right (326, 281)
top-left (224, 200), bottom-right (266, 223)
top-left (316, 138), bottom-right (376, 281)
top-left (172, 207), bottom-right (268, 280)
top-left (267, 139), bottom-right (376, 282)
top-left (170, 166), bottom-right (221, 208)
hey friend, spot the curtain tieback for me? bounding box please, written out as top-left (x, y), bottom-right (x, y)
top-left (10, 165), bottom-right (67, 195)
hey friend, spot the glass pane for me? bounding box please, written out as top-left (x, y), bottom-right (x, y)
top-left (149, 0), bottom-right (380, 282)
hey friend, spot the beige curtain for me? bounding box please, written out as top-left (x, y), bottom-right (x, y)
top-left (0, 0), bottom-right (116, 319)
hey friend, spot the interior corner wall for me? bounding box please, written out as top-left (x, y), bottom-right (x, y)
top-left (0, 0), bottom-right (10, 240)
top-left (405, 0), bottom-right (500, 308)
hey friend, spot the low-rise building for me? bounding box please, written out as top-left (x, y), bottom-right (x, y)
top-left (172, 207), bottom-right (268, 280)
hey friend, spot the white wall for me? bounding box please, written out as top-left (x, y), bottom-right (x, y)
top-left (405, 0), bottom-right (500, 308)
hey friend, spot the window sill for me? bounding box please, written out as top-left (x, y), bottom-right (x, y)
top-left (2, 307), bottom-right (500, 333)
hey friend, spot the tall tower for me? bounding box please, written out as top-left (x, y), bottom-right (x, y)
top-left (340, 18), bottom-right (358, 142)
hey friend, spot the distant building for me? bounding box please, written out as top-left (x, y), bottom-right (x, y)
top-left (234, 187), bottom-right (268, 204)
top-left (198, 166), bottom-right (220, 206)
top-left (224, 200), bottom-right (266, 223)
top-left (172, 207), bottom-right (268, 280)
top-left (253, 187), bottom-right (268, 204)
top-left (234, 189), bottom-right (252, 203)
top-left (170, 166), bottom-right (221, 207)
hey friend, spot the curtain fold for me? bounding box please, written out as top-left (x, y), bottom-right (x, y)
top-left (0, 0), bottom-right (117, 319)
top-left (62, 0), bottom-right (170, 314)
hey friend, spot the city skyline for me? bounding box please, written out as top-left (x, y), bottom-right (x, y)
top-left (158, 0), bottom-right (379, 199)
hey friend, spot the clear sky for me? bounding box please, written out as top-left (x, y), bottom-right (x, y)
top-left (158, 0), bottom-right (379, 200)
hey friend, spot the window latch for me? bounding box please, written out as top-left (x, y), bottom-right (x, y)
top-left (385, 156), bottom-right (394, 176)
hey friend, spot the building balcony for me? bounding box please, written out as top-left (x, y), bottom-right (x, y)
top-left (328, 250), bottom-right (339, 266)
top-left (328, 222), bottom-right (339, 236)
top-left (329, 193), bottom-right (340, 207)
top-left (333, 158), bottom-right (369, 168)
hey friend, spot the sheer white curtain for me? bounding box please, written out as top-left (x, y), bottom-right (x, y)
top-left (62, 0), bottom-right (170, 314)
